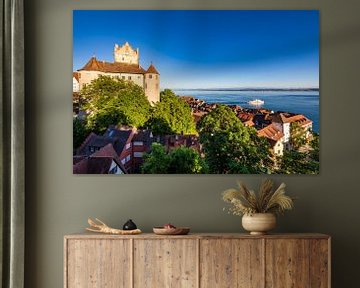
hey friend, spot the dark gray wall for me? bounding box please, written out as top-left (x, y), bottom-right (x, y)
top-left (25, 0), bottom-right (360, 287)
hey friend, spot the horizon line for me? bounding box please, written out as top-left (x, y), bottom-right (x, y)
top-left (163, 87), bottom-right (319, 91)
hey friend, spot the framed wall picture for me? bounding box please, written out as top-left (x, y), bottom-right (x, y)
top-left (72, 10), bottom-right (319, 175)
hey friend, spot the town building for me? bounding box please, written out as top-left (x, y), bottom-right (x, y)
top-left (74, 41), bottom-right (160, 104)
top-left (179, 95), bottom-right (314, 154)
top-left (131, 130), bottom-right (154, 173)
top-left (272, 112), bottom-right (313, 150)
top-left (73, 124), bottom-right (203, 174)
top-left (257, 124), bottom-right (285, 156)
top-left (76, 127), bottom-right (136, 173)
top-left (73, 143), bottom-right (127, 174)
top-left (164, 134), bottom-right (201, 154)
top-left (237, 112), bottom-right (255, 127)
top-left (73, 72), bottom-right (80, 92)
top-left (74, 126), bottom-right (158, 174)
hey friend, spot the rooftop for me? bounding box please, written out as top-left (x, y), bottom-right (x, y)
top-left (79, 57), bottom-right (146, 74)
top-left (76, 127), bottom-right (135, 157)
top-left (146, 64), bottom-right (160, 74)
top-left (273, 112), bottom-right (312, 125)
top-left (73, 144), bottom-right (127, 174)
top-left (258, 124), bottom-right (284, 142)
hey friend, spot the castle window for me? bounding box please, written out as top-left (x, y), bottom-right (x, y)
top-left (156, 75), bottom-right (158, 79)
top-left (145, 83), bottom-right (147, 89)
top-left (122, 76), bottom-right (125, 80)
top-left (128, 76), bottom-right (132, 80)
top-left (149, 74), bottom-right (152, 79)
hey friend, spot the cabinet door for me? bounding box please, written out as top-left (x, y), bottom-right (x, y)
top-left (66, 239), bottom-right (131, 288)
top-left (200, 239), bottom-right (264, 288)
top-left (134, 239), bottom-right (198, 288)
top-left (265, 239), bottom-right (311, 288)
top-left (309, 239), bottom-right (330, 288)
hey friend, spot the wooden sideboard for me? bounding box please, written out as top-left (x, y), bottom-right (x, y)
top-left (64, 233), bottom-right (330, 288)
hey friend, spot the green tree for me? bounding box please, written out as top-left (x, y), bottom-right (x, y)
top-left (73, 118), bottom-right (88, 151)
top-left (141, 143), bottom-right (170, 174)
top-left (278, 150), bottom-right (319, 174)
top-left (290, 122), bottom-right (307, 150)
top-left (197, 105), bottom-right (272, 174)
top-left (145, 117), bottom-right (172, 136)
top-left (168, 146), bottom-right (208, 173)
top-left (309, 132), bottom-right (319, 162)
top-left (141, 143), bottom-right (207, 174)
top-left (81, 76), bottom-right (151, 133)
top-left (147, 89), bottom-right (197, 135)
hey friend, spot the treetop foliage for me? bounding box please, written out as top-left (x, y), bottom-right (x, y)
top-left (147, 89), bottom-right (197, 135)
top-left (80, 76), bottom-right (151, 133)
top-left (197, 105), bottom-right (273, 174)
top-left (141, 143), bottom-right (207, 174)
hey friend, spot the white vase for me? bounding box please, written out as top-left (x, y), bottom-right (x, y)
top-left (242, 213), bottom-right (276, 235)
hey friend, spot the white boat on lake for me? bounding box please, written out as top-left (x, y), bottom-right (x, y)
top-left (248, 99), bottom-right (264, 105)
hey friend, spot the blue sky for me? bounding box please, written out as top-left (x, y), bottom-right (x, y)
top-left (73, 10), bottom-right (319, 89)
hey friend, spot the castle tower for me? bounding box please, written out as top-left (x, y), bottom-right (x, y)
top-left (114, 42), bottom-right (139, 65)
top-left (144, 64), bottom-right (160, 104)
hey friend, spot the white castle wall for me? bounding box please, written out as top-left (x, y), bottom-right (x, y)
top-left (144, 73), bottom-right (160, 104)
top-left (77, 71), bottom-right (144, 89)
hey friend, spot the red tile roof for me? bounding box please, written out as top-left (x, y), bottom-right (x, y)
top-left (76, 132), bottom-right (98, 155)
top-left (146, 63), bottom-right (159, 74)
top-left (258, 124), bottom-right (284, 142)
top-left (76, 127), bottom-right (135, 157)
top-left (73, 157), bottom-right (113, 174)
top-left (93, 143), bottom-right (121, 161)
top-left (180, 96), bottom-right (195, 102)
top-left (79, 57), bottom-right (146, 74)
top-left (73, 144), bottom-right (127, 174)
top-left (92, 143), bottom-right (127, 171)
top-left (238, 112), bottom-right (254, 122)
top-left (73, 155), bottom-right (86, 165)
top-left (277, 113), bottom-right (312, 126)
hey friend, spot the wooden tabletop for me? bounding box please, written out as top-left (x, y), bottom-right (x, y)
top-left (64, 232), bottom-right (330, 240)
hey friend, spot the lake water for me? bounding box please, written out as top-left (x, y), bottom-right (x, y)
top-left (174, 90), bottom-right (320, 133)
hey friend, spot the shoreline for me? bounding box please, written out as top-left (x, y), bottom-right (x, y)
top-left (176, 91), bottom-right (319, 134)
top-left (179, 95), bottom-right (319, 135)
top-left (172, 88), bottom-right (319, 92)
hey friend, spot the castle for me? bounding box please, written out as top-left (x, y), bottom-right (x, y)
top-left (73, 41), bottom-right (160, 104)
